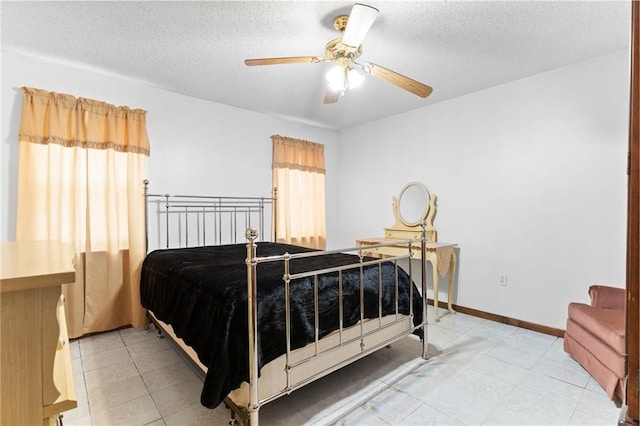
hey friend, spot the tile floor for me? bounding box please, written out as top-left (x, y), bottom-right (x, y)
top-left (63, 307), bottom-right (620, 425)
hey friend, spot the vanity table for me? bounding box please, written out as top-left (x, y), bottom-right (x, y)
top-left (1, 241), bottom-right (77, 425)
top-left (357, 183), bottom-right (457, 321)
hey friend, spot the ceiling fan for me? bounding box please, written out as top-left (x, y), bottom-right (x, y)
top-left (244, 3), bottom-right (433, 104)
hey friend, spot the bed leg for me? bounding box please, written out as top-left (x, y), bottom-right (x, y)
top-left (248, 406), bottom-right (259, 426)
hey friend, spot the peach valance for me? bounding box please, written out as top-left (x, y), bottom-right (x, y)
top-left (19, 87), bottom-right (150, 156)
top-left (272, 134), bottom-right (325, 174)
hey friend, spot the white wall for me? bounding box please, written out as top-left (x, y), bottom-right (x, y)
top-left (336, 49), bottom-right (630, 329)
top-left (1, 49), bottom-right (340, 243)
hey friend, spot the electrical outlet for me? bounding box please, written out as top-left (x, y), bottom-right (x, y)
top-left (499, 273), bottom-right (507, 286)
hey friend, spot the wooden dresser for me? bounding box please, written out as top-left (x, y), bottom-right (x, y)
top-left (1, 241), bottom-right (77, 425)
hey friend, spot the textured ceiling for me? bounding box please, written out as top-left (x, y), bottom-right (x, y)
top-left (1, 1), bottom-right (632, 130)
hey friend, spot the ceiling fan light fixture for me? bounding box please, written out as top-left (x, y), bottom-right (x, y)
top-left (245, 3), bottom-right (433, 103)
top-left (326, 64), bottom-right (347, 91)
top-left (326, 64), bottom-right (366, 92)
top-left (347, 67), bottom-right (365, 89)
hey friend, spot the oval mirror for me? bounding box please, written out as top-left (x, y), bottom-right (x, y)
top-left (397, 182), bottom-right (430, 227)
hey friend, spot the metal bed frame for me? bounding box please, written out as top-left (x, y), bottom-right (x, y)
top-left (143, 181), bottom-right (429, 425)
top-left (144, 180), bottom-right (275, 250)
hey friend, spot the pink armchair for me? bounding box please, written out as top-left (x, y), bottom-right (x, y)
top-left (564, 285), bottom-right (625, 401)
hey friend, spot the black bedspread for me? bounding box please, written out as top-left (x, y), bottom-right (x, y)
top-left (140, 242), bottom-right (423, 408)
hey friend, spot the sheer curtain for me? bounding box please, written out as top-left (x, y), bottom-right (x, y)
top-left (272, 135), bottom-right (326, 249)
top-left (16, 87), bottom-right (150, 338)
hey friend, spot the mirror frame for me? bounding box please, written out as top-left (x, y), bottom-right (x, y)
top-left (397, 182), bottom-right (431, 227)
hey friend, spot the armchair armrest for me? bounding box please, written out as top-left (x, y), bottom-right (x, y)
top-left (588, 285), bottom-right (625, 310)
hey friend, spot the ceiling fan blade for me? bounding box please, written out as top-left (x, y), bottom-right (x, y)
top-left (364, 62), bottom-right (433, 98)
top-left (341, 3), bottom-right (379, 48)
top-left (244, 56), bottom-right (322, 66)
top-left (324, 89), bottom-right (340, 104)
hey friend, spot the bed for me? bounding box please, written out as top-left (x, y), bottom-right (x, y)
top-left (140, 181), bottom-right (429, 425)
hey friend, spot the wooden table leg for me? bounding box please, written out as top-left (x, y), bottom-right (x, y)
top-left (447, 251), bottom-right (457, 314)
top-left (428, 253), bottom-right (440, 321)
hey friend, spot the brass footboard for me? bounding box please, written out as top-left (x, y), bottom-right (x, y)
top-left (241, 226), bottom-right (428, 426)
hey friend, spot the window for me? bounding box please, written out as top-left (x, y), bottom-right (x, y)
top-left (271, 135), bottom-right (326, 249)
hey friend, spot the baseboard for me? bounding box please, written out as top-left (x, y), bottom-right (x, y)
top-left (428, 299), bottom-right (565, 338)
